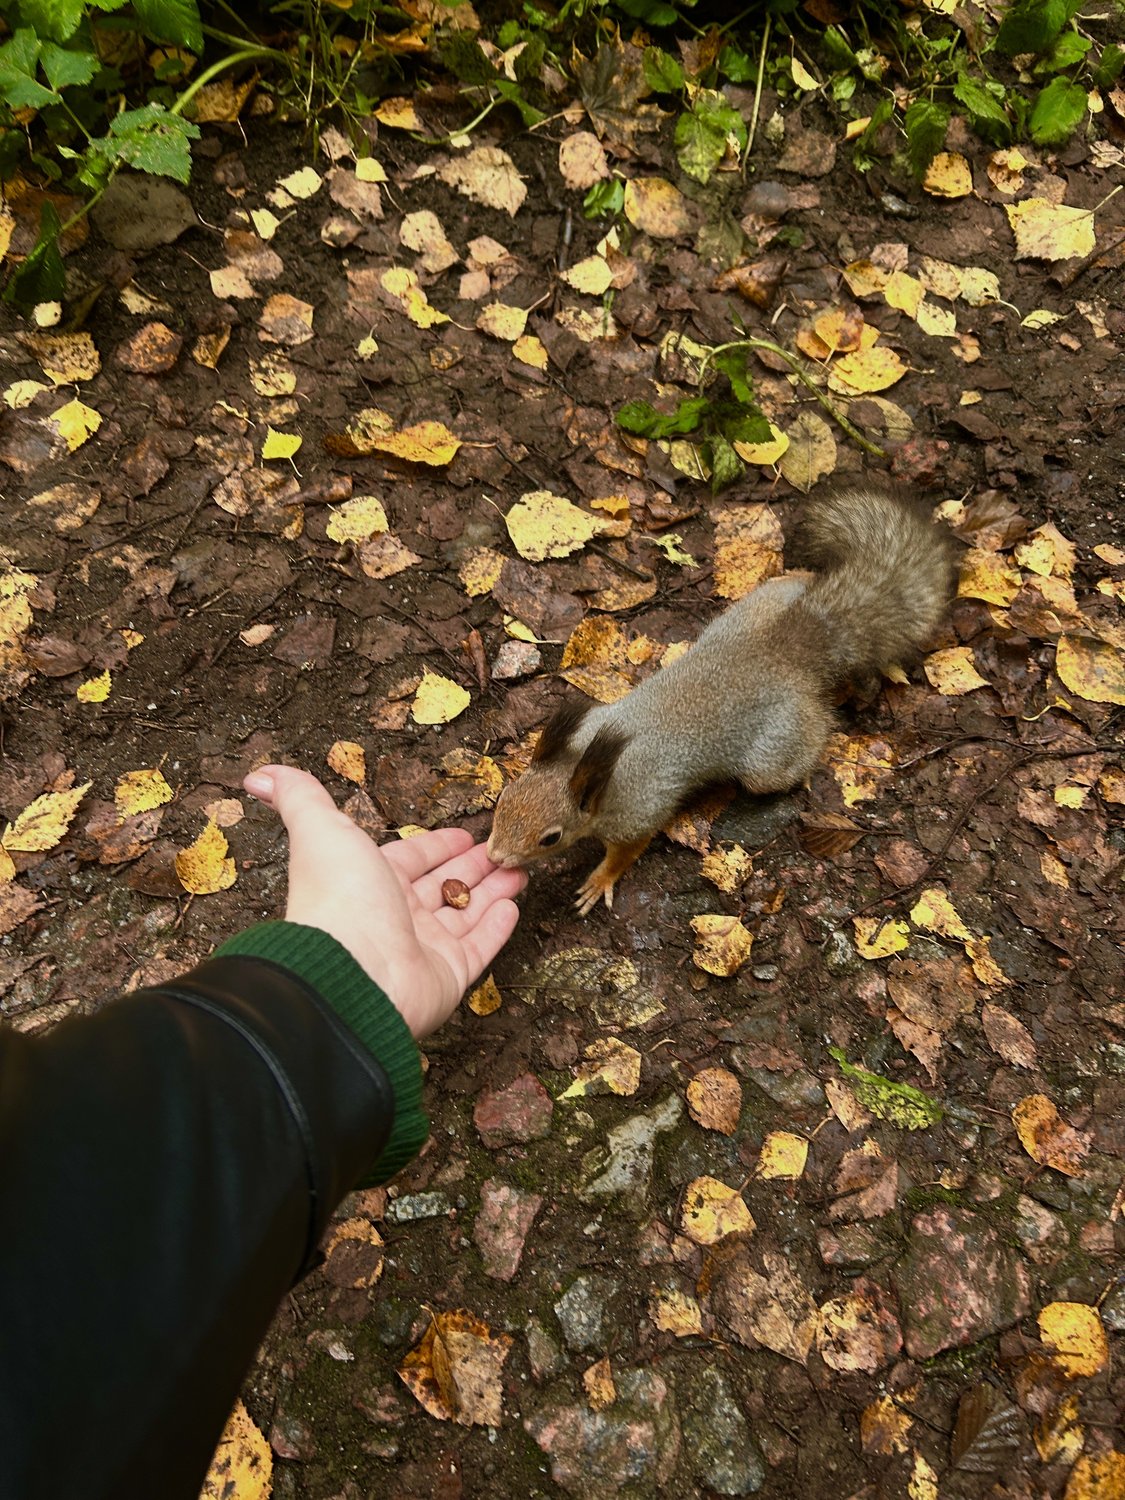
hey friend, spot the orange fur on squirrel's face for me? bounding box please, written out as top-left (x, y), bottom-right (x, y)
top-left (486, 765), bottom-right (590, 868)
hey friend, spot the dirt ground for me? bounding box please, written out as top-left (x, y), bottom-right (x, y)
top-left (2, 63), bottom-right (1124, 1500)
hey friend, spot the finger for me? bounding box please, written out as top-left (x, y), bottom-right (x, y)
top-left (457, 898), bottom-right (522, 983)
top-left (379, 826), bottom-right (476, 882)
top-left (412, 842), bottom-right (513, 910)
top-left (246, 765), bottom-right (354, 852)
top-left (429, 866), bottom-right (527, 935)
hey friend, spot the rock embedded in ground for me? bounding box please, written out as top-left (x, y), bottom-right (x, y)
top-left (892, 1205), bottom-right (1031, 1359)
top-left (472, 1072), bottom-right (554, 1147)
top-left (526, 1367), bottom-right (680, 1497)
top-left (473, 1179), bottom-right (542, 1281)
top-left (384, 1191), bottom-right (451, 1223)
top-left (554, 1273), bottom-right (620, 1353)
top-left (580, 1093), bottom-right (683, 1208)
top-left (677, 1364), bottom-right (764, 1495)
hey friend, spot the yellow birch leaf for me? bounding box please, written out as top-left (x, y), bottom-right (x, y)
top-left (861, 1394), bottom-right (914, 1456)
top-left (380, 267), bottom-right (449, 329)
top-left (192, 329), bottom-right (230, 369)
top-left (791, 56), bottom-right (819, 89)
top-left (827, 732), bottom-right (896, 806)
top-left (513, 334), bottom-right (548, 370)
top-left (757, 1131), bottom-right (809, 1180)
top-left (374, 96), bottom-right (420, 129)
top-left (1055, 785), bottom-right (1086, 809)
top-left (884, 271), bottom-right (923, 317)
top-left (175, 820), bottom-right (237, 895)
top-left (250, 207), bottom-right (280, 239)
top-left (909, 1451), bottom-right (938, 1500)
top-left (958, 548), bottom-right (1023, 606)
top-left (3, 781), bottom-right (92, 853)
top-left (504, 616), bottom-right (539, 643)
top-left (956, 266), bottom-right (1001, 306)
top-left (733, 422), bottom-right (789, 466)
top-left (506, 490), bottom-right (603, 562)
top-left (681, 1175), bottom-right (755, 1245)
top-left (1022, 309), bottom-right (1065, 330)
top-left (411, 670), bottom-right (470, 725)
top-left (686, 1066), bottom-right (742, 1134)
top-left (828, 347), bottom-right (908, 394)
top-left (200, 1398), bottom-right (272, 1500)
top-left (277, 166), bottom-right (321, 199)
top-left (560, 1036), bottom-right (642, 1099)
top-left (356, 157), bottom-right (386, 183)
top-left (1063, 1453), bottom-right (1125, 1500)
top-left (562, 255), bottom-right (614, 296)
top-left (623, 177), bottom-right (693, 238)
top-left (23, 331), bottom-right (100, 384)
top-left (700, 842), bottom-right (753, 893)
top-left (842, 260), bottom-right (889, 298)
top-left (1006, 198), bottom-right (1096, 262)
top-left (923, 645), bottom-right (988, 695)
top-left (0, 845), bottom-right (15, 883)
top-left (326, 495), bottom-right (388, 543)
top-left (1056, 635), bottom-right (1125, 706)
top-left (583, 1357), bottom-right (616, 1410)
top-left (1037, 1302), bottom-right (1109, 1379)
top-left (327, 740), bottom-right (366, 784)
top-left (48, 398), bottom-right (101, 451)
top-left (853, 917), bottom-right (910, 959)
top-left (5, 378), bottom-right (52, 408)
top-left (458, 547), bottom-right (505, 597)
top-left (647, 533), bottom-right (697, 567)
top-left (778, 410), bottom-right (837, 495)
top-left (1035, 1392), bottom-right (1084, 1464)
top-left (476, 303), bottom-right (529, 341)
top-left (1098, 766), bottom-right (1125, 805)
top-left (372, 421), bottom-right (460, 466)
top-left (468, 974), bottom-right (502, 1015)
top-left (261, 427), bottom-right (302, 461)
top-left (910, 887), bottom-right (971, 940)
top-left (1013, 1093), bottom-right (1091, 1177)
top-left (649, 1288), bottom-right (704, 1336)
top-left (1015, 522), bottom-right (1077, 579)
top-left (923, 151), bottom-right (972, 198)
top-left (690, 914), bottom-right (754, 976)
top-left (965, 935), bottom-right (1010, 988)
top-left (916, 299), bottom-right (958, 338)
top-left (77, 670), bottom-right (111, 703)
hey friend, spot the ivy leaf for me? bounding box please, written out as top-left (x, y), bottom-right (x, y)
top-left (131, 0), bottom-right (204, 52)
top-left (14, 0), bottom-right (85, 43)
top-left (3, 200), bottom-right (65, 308)
top-left (707, 433), bottom-right (744, 493)
top-left (903, 98), bottom-right (950, 178)
top-left (0, 29), bottom-right (60, 110)
top-left (39, 40), bottom-right (99, 91)
top-left (617, 397), bottom-right (711, 439)
top-left (643, 46), bottom-right (684, 94)
top-left (1029, 76), bottom-right (1088, 145)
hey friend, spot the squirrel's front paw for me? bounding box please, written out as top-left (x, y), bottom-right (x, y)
top-left (575, 865), bottom-right (615, 917)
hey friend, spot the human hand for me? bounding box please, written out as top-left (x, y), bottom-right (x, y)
top-left (243, 765), bottom-right (526, 1038)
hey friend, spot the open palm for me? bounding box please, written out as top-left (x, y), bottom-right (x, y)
top-left (244, 766), bottom-right (526, 1037)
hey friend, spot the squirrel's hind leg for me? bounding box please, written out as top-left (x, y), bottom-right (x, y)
top-left (575, 837), bottom-right (652, 916)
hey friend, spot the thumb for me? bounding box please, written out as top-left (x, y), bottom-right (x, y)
top-left (244, 764), bottom-right (349, 858)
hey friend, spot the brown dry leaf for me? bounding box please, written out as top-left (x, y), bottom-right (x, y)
top-left (399, 209), bottom-right (458, 274)
top-left (1037, 1302), bottom-right (1109, 1379)
top-left (1098, 766), bottom-right (1125, 805)
top-left (1056, 635), bottom-right (1125, 706)
top-left (116, 321), bottom-right (182, 374)
top-left (199, 1398), bottom-right (272, 1500)
top-left (0, 883), bottom-right (44, 937)
top-left (583, 1357), bottom-right (616, 1410)
top-left (358, 535), bottom-right (422, 580)
top-left (825, 1078), bottom-right (873, 1133)
top-left (712, 502), bottom-right (785, 599)
top-left (690, 914), bottom-right (754, 977)
top-left (1013, 1094), bottom-right (1091, 1178)
top-left (506, 490), bottom-right (604, 562)
top-left (20, 331), bottom-right (100, 384)
top-left (1006, 198), bottom-right (1096, 261)
top-left (399, 1309), bottom-right (512, 1426)
top-left (439, 146), bottom-right (527, 216)
top-left (924, 645), bottom-right (989, 695)
top-left (681, 1176), bottom-right (755, 1245)
top-left (663, 786), bottom-right (735, 853)
top-left (686, 1067), bottom-right (742, 1135)
top-left (559, 615), bottom-right (634, 702)
top-left (3, 781), bottom-right (92, 853)
top-left (699, 842), bottom-right (753, 893)
top-left (965, 935), bottom-right (1009, 990)
top-left (797, 811), bottom-right (864, 858)
top-left (559, 131), bottom-right (609, 190)
top-left (327, 740), bottom-right (366, 785)
top-left (322, 1217), bottom-right (385, 1290)
top-left (982, 1003), bottom-right (1037, 1069)
top-left (468, 973), bottom-right (502, 1016)
top-left (923, 152), bottom-right (973, 198)
top-left (428, 749), bottom-right (503, 818)
top-left (1015, 522), bottom-right (1077, 580)
top-left (115, 768), bottom-right (174, 819)
top-left (854, 917), bottom-right (910, 959)
top-left (826, 733), bottom-right (897, 806)
top-left (649, 1288), bottom-right (704, 1337)
top-left (258, 293), bottom-right (314, 346)
top-left (828, 347), bottom-right (907, 395)
top-left (560, 1036), bottom-right (642, 1099)
top-left (778, 411), bottom-right (837, 493)
top-left (193, 328), bottom-right (230, 369)
top-left (757, 1131), bottom-right (809, 1180)
top-left (704, 1243), bottom-right (817, 1363)
top-left (623, 177), bottom-right (692, 238)
top-left (830, 1140), bottom-right (899, 1221)
top-left (816, 1285), bottom-right (901, 1373)
top-left (175, 820), bottom-right (237, 895)
top-left (861, 1393), bottom-right (914, 1456)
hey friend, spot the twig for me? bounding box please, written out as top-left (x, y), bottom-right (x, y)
top-left (747, 14), bottom-right (770, 156)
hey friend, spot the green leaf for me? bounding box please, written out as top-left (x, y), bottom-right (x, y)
top-left (953, 71), bottom-right (1009, 129)
top-left (130, 0), bottom-right (204, 52)
top-left (1093, 43), bottom-right (1125, 87)
top-left (3, 199), bottom-right (65, 307)
top-left (995, 0), bottom-right (1081, 57)
top-left (39, 41), bottom-right (99, 91)
top-left (903, 97), bottom-right (950, 178)
top-left (616, 396), bottom-right (711, 438)
top-left (722, 408), bottom-right (772, 445)
top-left (1037, 30), bottom-right (1091, 72)
top-left (643, 46), bottom-right (685, 94)
top-left (13, 0), bottom-right (85, 43)
top-left (675, 109), bottom-right (725, 185)
top-left (707, 433), bottom-right (744, 493)
top-left (1029, 76), bottom-right (1088, 145)
top-left (583, 179), bottom-right (623, 219)
top-left (718, 45), bottom-right (755, 85)
top-left (821, 25), bottom-right (857, 71)
top-left (494, 78), bottom-right (546, 127)
top-left (829, 1048), bottom-right (944, 1131)
top-left (613, 0), bottom-right (681, 24)
top-left (711, 346), bottom-right (754, 405)
top-left (694, 89), bottom-right (747, 148)
top-left (84, 103), bottom-right (200, 184)
top-left (0, 29), bottom-right (60, 110)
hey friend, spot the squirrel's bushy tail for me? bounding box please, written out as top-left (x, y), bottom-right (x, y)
top-left (800, 482), bottom-right (955, 686)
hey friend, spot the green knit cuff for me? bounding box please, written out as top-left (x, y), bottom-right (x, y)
top-left (214, 921), bottom-right (428, 1183)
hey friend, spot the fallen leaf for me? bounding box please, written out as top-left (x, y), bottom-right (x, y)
top-left (982, 1003), bottom-right (1037, 1068)
top-left (326, 495), bottom-right (388, 544)
top-left (48, 397), bottom-right (101, 451)
top-left (115, 768), bottom-right (174, 818)
top-left (505, 490), bottom-right (604, 562)
top-left (829, 1049), bottom-right (943, 1130)
top-left (468, 974), bottom-right (502, 1016)
top-left (826, 733), bottom-right (896, 807)
top-left (681, 1175), bottom-right (755, 1245)
top-left (1037, 1302), bottom-right (1109, 1379)
top-left (76, 670), bottom-right (111, 703)
top-left (712, 503), bottom-right (785, 598)
top-left (690, 914), bottom-right (754, 976)
top-left (923, 151), bottom-right (972, 197)
top-left (686, 1067), bottom-right (742, 1135)
top-left (816, 1283), bottom-right (901, 1372)
top-left (623, 176), bottom-right (693, 238)
top-left (854, 917), bottom-right (911, 959)
top-left (199, 1398), bottom-right (272, 1500)
top-left (411, 671), bottom-right (470, 726)
top-left (1012, 1093), bottom-right (1091, 1177)
top-left (827, 346), bottom-right (907, 395)
top-left (327, 740), bottom-right (366, 785)
top-left (3, 782), bottom-right (92, 853)
top-left (1056, 635), bottom-right (1125, 706)
top-left (583, 1357), bottom-right (615, 1410)
top-left (458, 547), bottom-right (505, 598)
top-left (778, 410), bottom-right (837, 493)
top-left (175, 820), bottom-right (237, 895)
top-left (861, 1394), bottom-right (914, 1455)
top-left (649, 1288), bottom-right (704, 1336)
top-left (398, 1309), bottom-right (512, 1426)
top-left (1006, 198), bottom-right (1096, 262)
top-left (1063, 1453), bottom-right (1125, 1500)
top-left (560, 1036), bottom-right (642, 1098)
top-left (924, 645), bottom-right (989, 694)
top-left (757, 1131), bottom-right (809, 1180)
top-left (477, 303), bottom-right (529, 341)
top-left (20, 330), bottom-right (100, 384)
top-left (699, 843), bottom-right (753, 893)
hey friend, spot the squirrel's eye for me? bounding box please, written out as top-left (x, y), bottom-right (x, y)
top-left (539, 829), bottom-right (562, 848)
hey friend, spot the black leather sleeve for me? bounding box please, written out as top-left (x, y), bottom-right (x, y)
top-left (0, 954), bottom-right (396, 1500)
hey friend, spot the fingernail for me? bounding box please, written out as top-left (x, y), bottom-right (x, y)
top-left (245, 771), bottom-right (275, 799)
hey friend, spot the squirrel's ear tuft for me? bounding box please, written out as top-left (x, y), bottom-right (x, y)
top-left (570, 725), bottom-right (628, 813)
top-left (533, 697), bottom-right (592, 764)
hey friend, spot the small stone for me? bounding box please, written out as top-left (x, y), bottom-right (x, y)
top-left (822, 928), bottom-right (861, 975)
top-left (526, 1318), bottom-right (566, 1380)
top-left (737, 1063), bottom-right (824, 1111)
top-left (492, 640), bottom-right (542, 679)
top-left (473, 1073), bottom-right (554, 1147)
top-left (751, 963), bottom-right (779, 982)
top-left (679, 1365), bottom-right (764, 1495)
top-left (384, 1191), bottom-right (451, 1223)
top-left (526, 1367), bottom-right (679, 1494)
top-left (554, 1273), bottom-right (620, 1353)
top-left (816, 1223), bottom-right (885, 1269)
top-left (473, 1179), bottom-right (543, 1281)
top-left (1013, 1193), bottom-right (1068, 1266)
top-left (269, 1413), bottom-right (317, 1462)
top-left (1102, 1280), bottom-right (1125, 1333)
top-left (580, 1093), bottom-right (683, 1208)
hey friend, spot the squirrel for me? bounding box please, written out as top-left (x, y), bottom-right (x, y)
top-left (487, 481), bottom-right (955, 915)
